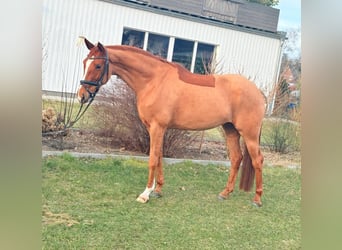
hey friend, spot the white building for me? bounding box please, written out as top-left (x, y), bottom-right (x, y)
top-left (42, 0), bottom-right (286, 112)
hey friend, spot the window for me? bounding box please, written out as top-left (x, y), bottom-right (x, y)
top-left (172, 39), bottom-right (194, 70)
top-left (194, 43), bottom-right (215, 74)
top-left (121, 28), bottom-right (216, 74)
top-left (121, 28), bottom-right (145, 49)
top-left (147, 33), bottom-right (169, 59)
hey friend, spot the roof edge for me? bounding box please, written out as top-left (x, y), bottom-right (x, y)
top-left (101, 0), bottom-right (285, 40)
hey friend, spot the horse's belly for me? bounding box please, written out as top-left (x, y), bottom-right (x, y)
top-left (170, 103), bottom-right (231, 130)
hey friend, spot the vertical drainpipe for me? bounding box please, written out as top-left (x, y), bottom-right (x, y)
top-left (267, 31), bottom-right (287, 115)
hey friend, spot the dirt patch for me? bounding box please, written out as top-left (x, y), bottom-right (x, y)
top-left (42, 128), bottom-right (301, 167)
top-left (42, 205), bottom-right (79, 227)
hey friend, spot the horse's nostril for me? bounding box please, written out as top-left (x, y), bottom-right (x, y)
top-left (81, 95), bottom-right (87, 104)
top-left (78, 93), bottom-right (86, 104)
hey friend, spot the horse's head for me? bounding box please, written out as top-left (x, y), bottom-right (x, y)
top-left (77, 38), bottom-right (110, 104)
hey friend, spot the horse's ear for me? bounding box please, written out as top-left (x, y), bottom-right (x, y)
top-left (84, 38), bottom-right (94, 50)
top-left (97, 42), bottom-right (105, 52)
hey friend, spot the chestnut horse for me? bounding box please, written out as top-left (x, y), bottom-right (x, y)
top-left (77, 38), bottom-right (265, 206)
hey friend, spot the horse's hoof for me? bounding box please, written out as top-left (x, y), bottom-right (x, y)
top-left (150, 191), bottom-right (162, 198)
top-left (252, 201), bottom-right (262, 207)
top-left (136, 196), bottom-right (149, 203)
top-left (217, 194), bottom-right (227, 201)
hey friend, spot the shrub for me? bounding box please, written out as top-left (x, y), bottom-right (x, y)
top-left (263, 119), bottom-right (300, 153)
top-left (42, 106), bottom-right (69, 150)
top-left (42, 107), bottom-right (65, 133)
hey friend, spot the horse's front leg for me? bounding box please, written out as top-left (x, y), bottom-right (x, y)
top-left (136, 124), bottom-right (166, 203)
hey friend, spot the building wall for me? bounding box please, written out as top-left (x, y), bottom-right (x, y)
top-left (42, 0), bottom-right (283, 97)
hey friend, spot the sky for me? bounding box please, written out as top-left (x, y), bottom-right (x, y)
top-left (274, 0), bottom-right (301, 57)
top-left (275, 0), bottom-right (301, 31)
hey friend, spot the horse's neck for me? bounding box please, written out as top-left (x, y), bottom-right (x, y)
top-left (107, 47), bottom-right (162, 93)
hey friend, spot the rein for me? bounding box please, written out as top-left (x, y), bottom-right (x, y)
top-left (67, 97), bottom-right (94, 128)
top-left (68, 48), bottom-right (109, 127)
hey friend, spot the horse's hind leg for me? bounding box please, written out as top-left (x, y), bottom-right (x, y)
top-left (243, 133), bottom-right (264, 206)
top-left (219, 123), bottom-right (242, 199)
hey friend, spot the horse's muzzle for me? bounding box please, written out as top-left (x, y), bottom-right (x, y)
top-left (77, 86), bottom-right (89, 104)
top-left (79, 95), bottom-right (87, 104)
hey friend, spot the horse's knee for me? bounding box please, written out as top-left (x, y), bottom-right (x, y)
top-left (149, 155), bottom-right (160, 167)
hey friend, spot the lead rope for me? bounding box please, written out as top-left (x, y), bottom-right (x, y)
top-left (66, 96), bottom-right (95, 128)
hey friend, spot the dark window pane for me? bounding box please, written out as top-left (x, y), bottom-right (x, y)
top-left (194, 43), bottom-right (215, 74)
top-left (121, 28), bottom-right (145, 49)
top-left (172, 39), bottom-right (194, 70)
top-left (147, 33), bottom-right (169, 59)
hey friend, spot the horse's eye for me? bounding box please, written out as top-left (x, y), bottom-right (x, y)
top-left (95, 64), bottom-right (101, 69)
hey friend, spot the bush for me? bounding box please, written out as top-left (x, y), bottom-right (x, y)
top-left (42, 106), bottom-right (70, 150)
top-left (91, 80), bottom-right (200, 157)
top-left (42, 107), bottom-right (65, 133)
top-left (263, 119), bottom-right (300, 153)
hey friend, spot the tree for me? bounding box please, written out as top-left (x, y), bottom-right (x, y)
top-left (272, 27), bottom-right (301, 118)
top-left (281, 27), bottom-right (301, 82)
top-left (283, 27), bottom-right (301, 58)
top-left (246, 0), bottom-right (279, 7)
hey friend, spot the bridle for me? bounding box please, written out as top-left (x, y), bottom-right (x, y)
top-left (68, 48), bottom-right (109, 127)
top-left (80, 48), bottom-right (109, 99)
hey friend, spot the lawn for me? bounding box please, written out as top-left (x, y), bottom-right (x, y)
top-left (42, 154), bottom-right (301, 249)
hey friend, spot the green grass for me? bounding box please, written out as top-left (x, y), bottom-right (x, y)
top-left (42, 154), bottom-right (301, 249)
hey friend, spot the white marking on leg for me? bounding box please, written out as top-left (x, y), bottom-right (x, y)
top-left (136, 178), bottom-right (155, 203)
top-left (141, 178), bottom-right (156, 197)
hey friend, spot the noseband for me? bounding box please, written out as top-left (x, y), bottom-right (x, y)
top-left (80, 48), bottom-right (109, 99)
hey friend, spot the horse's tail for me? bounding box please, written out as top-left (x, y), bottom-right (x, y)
top-left (239, 129), bottom-right (262, 192)
top-left (239, 141), bottom-right (254, 191)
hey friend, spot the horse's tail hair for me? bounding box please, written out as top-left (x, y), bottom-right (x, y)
top-left (239, 127), bottom-right (262, 191)
top-left (239, 142), bottom-right (255, 192)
